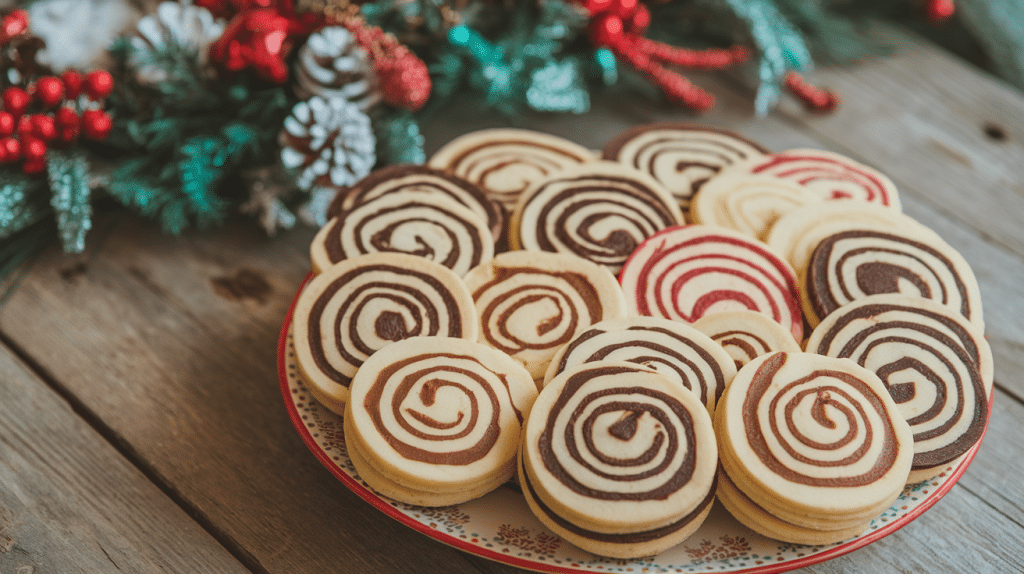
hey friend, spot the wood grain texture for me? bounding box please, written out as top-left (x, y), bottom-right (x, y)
top-left (0, 22), bottom-right (1021, 574)
top-left (0, 343), bottom-right (248, 573)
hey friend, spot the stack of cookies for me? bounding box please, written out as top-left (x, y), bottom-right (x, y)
top-left (289, 122), bottom-right (993, 559)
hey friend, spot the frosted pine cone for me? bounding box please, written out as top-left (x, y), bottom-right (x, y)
top-left (279, 96), bottom-right (376, 191)
top-left (293, 26), bottom-right (380, 110)
top-left (130, 1), bottom-right (225, 84)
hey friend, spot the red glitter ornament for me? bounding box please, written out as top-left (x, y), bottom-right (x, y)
top-left (583, 1), bottom-right (748, 112)
top-left (81, 109), bottom-right (113, 140)
top-left (62, 70), bottom-right (84, 99)
top-left (0, 111), bottom-right (14, 136)
top-left (0, 9), bottom-right (28, 44)
top-left (341, 20), bottom-right (432, 111)
top-left (34, 76), bottom-right (65, 108)
top-left (784, 72), bottom-right (840, 114)
top-left (2, 87), bottom-right (31, 116)
top-left (84, 70), bottom-right (114, 100)
top-left (209, 8), bottom-right (293, 82)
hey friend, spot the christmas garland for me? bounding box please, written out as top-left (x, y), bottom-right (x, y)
top-left (0, 0), bottom-right (1002, 283)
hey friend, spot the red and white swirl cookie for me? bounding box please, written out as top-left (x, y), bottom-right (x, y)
top-left (463, 251), bottom-right (627, 381)
top-left (345, 337), bottom-right (537, 506)
top-left (806, 295), bottom-right (992, 482)
top-left (293, 253), bottom-right (478, 414)
top-left (729, 148), bottom-right (900, 209)
top-left (510, 161), bottom-right (684, 275)
top-left (428, 128), bottom-right (596, 210)
top-left (619, 224), bottom-right (803, 341)
top-left (690, 310), bottom-right (802, 371)
top-left (311, 192), bottom-right (494, 277)
top-left (601, 123), bottom-right (769, 210)
top-left (327, 163), bottom-right (504, 241)
top-left (543, 316), bottom-right (736, 414)
top-left (801, 226), bottom-right (984, 330)
top-left (715, 352), bottom-right (914, 544)
top-left (520, 361), bottom-right (718, 558)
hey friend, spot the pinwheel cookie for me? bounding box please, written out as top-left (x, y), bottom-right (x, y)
top-left (715, 352), bottom-right (914, 544)
top-left (462, 250), bottom-right (627, 381)
top-left (519, 361), bottom-right (718, 559)
top-left (345, 337), bottom-right (537, 506)
top-left (293, 253), bottom-right (478, 415)
top-left (690, 310), bottom-right (802, 371)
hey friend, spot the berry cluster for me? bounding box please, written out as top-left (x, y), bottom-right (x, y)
top-left (0, 10), bottom-right (114, 174)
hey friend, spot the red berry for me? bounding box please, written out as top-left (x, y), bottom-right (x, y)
top-left (55, 106), bottom-right (78, 128)
top-left (62, 70), bottom-right (84, 100)
top-left (59, 125), bottom-right (79, 143)
top-left (83, 70), bottom-right (114, 100)
top-left (21, 137), bottom-right (46, 162)
top-left (589, 13), bottom-right (625, 48)
top-left (2, 87), bottom-right (31, 116)
top-left (34, 76), bottom-right (64, 108)
top-left (22, 158), bottom-right (46, 175)
top-left (0, 137), bottom-right (18, 162)
top-left (81, 109), bottom-right (112, 140)
top-left (0, 111), bottom-right (14, 136)
top-left (0, 10), bottom-right (28, 42)
top-left (32, 114), bottom-right (57, 141)
top-left (16, 114), bottom-right (33, 138)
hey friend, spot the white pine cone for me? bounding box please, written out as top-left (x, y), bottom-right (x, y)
top-left (293, 26), bottom-right (381, 110)
top-left (280, 96), bottom-right (377, 192)
top-left (130, 1), bottom-right (225, 84)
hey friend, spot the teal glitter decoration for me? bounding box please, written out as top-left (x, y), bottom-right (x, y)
top-left (374, 108), bottom-right (426, 165)
top-left (722, 0), bottom-right (812, 115)
top-left (0, 173), bottom-right (46, 241)
top-left (594, 48), bottom-right (618, 86)
top-left (448, 25), bottom-right (519, 110)
top-left (527, 58), bottom-right (589, 113)
top-left (46, 149), bottom-right (93, 254)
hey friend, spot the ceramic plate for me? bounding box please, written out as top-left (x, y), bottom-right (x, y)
top-left (278, 276), bottom-right (988, 574)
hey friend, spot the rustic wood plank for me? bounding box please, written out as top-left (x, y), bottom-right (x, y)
top-left (0, 342), bottom-right (249, 573)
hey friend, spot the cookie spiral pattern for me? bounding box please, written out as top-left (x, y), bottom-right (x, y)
top-left (691, 310), bottom-right (802, 371)
top-left (311, 193), bottom-right (494, 276)
top-left (428, 128), bottom-right (595, 210)
top-left (688, 173), bottom-right (820, 240)
top-left (601, 123), bottom-right (769, 209)
top-left (512, 162), bottom-right (684, 274)
top-left (464, 251), bottom-right (627, 380)
top-left (806, 296), bottom-right (991, 478)
top-left (326, 164), bottom-right (504, 240)
top-left (619, 225), bottom-right (803, 341)
top-left (293, 253), bottom-right (478, 406)
top-left (742, 149), bottom-right (900, 209)
top-left (346, 337), bottom-right (536, 495)
top-left (804, 228), bottom-right (984, 330)
top-left (524, 362), bottom-right (717, 532)
top-left (545, 316), bottom-right (736, 414)
top-left (717, 352), bottom-right (913, 515)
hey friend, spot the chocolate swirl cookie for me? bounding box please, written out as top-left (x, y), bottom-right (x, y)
top-left (463, 251), bottom-right (627, 381)
top-left (689, 173), bottom-right (821, 240)
top-left (690, 310), bottom-right (802, 371)
top-left (733, 148), bottom-right (901, 210)
top-left (345, 337), bottom-right (537, 506)
top-left (520, 361), bottom-right (718, 558)
top-left (311, 192), bottom-right (494, 277)
top-left (510, 161), bottom-right (684, 274)
top-left (428, 128), bottom-right (596, 210)
top-left (293, 253), bottom-right (478, 414)
top-left (715, 351), bottom-right (913, 543)
top-left (543, 316), bottom-right (736, 414)
top-left (619, 224), bottom-right (804, 341)
top-left (802, 227), bottom-right (984, 330)
top-left (601, 123), bottom-right (769, 210)
top-left (806, 295), bottom-right (992, 482)
top-left (326, 164), bottom-right (504, 241)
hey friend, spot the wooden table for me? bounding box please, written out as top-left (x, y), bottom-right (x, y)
top-left (1, 24), bottom-right (1021, 574)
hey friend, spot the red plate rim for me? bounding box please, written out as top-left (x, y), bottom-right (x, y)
top-left (277, 272), bottom-right (991, 574)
